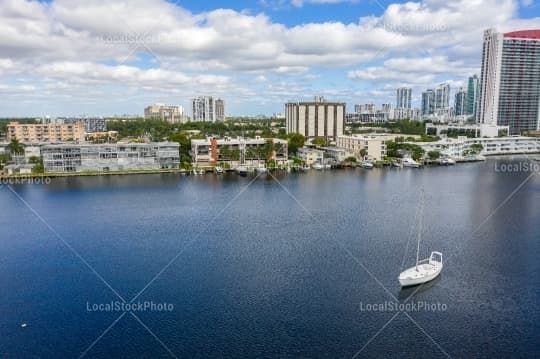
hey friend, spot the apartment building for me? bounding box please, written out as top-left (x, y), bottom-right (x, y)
top-left (413, 136), bottom-right (540, 158)
top-left (285, 97), bottom-right (345, 140)
top-left (7, 121), bottom-right (86, 143)
top-left (191, 136), bottom-right (288, 167)
top-left (41, 142), bottom-right (179, 173)
top-left (144, 103), bottom-right (185, 124)
top-left (336, 135), bottom-right (392, 161)
top-left (477, 29), bottom-right (540, 134)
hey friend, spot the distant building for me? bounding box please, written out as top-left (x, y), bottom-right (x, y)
top-left (7, 121), bottom-right (86, 143)
top-left (61, 118), bottom-right (106, 133)
top-left (396, 87), bottom-right (412, 109)
top-left (345, 112), bottom-right (388, 124)
top-left (354, 103), bottom-right (376, 114)
top-left (454, 88), bottom-right (468, 116)
top-left (191, 96), bottom-right (224, 122)
top-left (422, 89), bottom-right (435, 115)
top-left (144, 103), bottom-right (185, 124)
top-left (435, 83), bottom-right (451, 111)
top-left (477, 28), bottom-right (540, 134)
top-left (467, 75), bottom-right (480, 117)
top-left (41, 142), bottom-right (180, 173)
top-left (393, 108), bottom-right (421, 121)
top-left (285, 97), bottom-right (345, 140)
top-left (190, 136), bottom-right (288, 167)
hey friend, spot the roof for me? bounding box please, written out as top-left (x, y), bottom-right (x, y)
top-left (504, 30), bottom-right (540, 39)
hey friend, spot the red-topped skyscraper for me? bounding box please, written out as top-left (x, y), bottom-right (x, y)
top-left (477, 29), bottom-right (540, 134)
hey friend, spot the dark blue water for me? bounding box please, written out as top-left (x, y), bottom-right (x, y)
top-left (1, 158), bottom-right (539, 358)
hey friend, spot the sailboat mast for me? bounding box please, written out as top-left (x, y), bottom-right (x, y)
top-left (415, 191), bottom-right (424, 271)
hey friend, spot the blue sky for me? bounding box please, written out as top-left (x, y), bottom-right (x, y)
top-left (0, 0), bottom-right (539, 117)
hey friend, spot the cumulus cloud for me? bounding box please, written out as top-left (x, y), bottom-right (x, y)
top-left (0, 0), bottom-right (538, 115)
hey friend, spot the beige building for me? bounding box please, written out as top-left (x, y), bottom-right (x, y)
top-left (285, 96), bottom-right (345, 140)
top-left (336, 134), bottom-right (393, 161)
top-left (144, 103), bottom-right (185, 124)
top-left (7, 121), bottom-right (85, 143)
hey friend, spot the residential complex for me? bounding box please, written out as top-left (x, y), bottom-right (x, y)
top-left (477, 29), bottom-right (540, 134)
top-left (190, 136), bottom-right (288, 167)
top-left (191, 96), bottom-right (225, 122)
top-left (396, 87), bottom-right (412, 109)
top-left (144, 103), bottom-right (185, 124)
top-left (454, 88), bottom-right (468, 117)
top-left (41, 142), bottom-right (180, 173)
top-left (435, 83), bottom-right (451, 112)
top-left (421, 89), bottom-right (435, 116)
top-left (7, 121), bottom-right (86, 143)
top-left (285, 97), bottom-right (345, 140)
top-left (336, 134), bottom-right (390, 161)
top-left (62, 118), bottom-right (107, 133)
top-left (467, 75), bottom-right (480, 117)
top-left (413, 136), bottom-right (540, 159)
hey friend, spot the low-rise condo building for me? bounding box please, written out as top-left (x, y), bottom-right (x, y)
top-left (191, 136), bottom-right (288, 167)
top-left (41, 142), bottom-right (179, 173)
top-left (7, 121), bottom-right (86, 143)
top-left (412, 136), bottom-right (540, 159)
top-left (336, 134), bottom-right (397, 161)
top-left (297, 148), bottom-right (324, 165)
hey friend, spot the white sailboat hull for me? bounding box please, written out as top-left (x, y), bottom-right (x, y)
top-left (399, 251), bottom-right (443, 287)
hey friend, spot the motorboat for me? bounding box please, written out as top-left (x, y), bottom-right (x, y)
top-left (402, 157), bottom-right (420, 168)
top-left (361, 161), bottom-right (374, 169)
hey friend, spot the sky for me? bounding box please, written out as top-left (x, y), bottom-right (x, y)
top-left (0, 0), bottom-right (539, 117)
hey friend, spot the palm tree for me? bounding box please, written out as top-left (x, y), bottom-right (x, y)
top-left (8, 138), bottom-right (24, 155)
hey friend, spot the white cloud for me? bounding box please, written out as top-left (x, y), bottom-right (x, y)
top-left (0, 0), bottom-right (539, 115)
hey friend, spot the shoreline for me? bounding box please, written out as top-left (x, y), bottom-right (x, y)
top-left (1, 154), bottom-right (539, 181)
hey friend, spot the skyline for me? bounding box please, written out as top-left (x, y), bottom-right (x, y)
top-left (0, 0), bottom-right (540, 117)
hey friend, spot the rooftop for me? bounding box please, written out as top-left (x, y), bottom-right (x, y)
top-left (504, 29), bottom-right (540, 39)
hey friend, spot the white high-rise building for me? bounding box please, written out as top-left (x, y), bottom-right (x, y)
top-left (191, 96), bottom-right (225, 122)
top-left (435, 83), bottom-right (451, 111)
top-left (396, 87), bottom-right (412, 109)
top-left (477, 28), bottom-right (540, 134)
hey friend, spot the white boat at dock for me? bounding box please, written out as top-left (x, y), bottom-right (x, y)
top-left (440, 157), bottom-right (456, 165)
top-left (361, 160), bottom-right (374, 169)
top-left (402, 157), bottom-right (420, 168)
top-left (235, 166), bottom-right (248, 176)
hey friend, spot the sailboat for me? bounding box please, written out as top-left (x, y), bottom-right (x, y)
top-left (398, 192), bottom-right (443, 287)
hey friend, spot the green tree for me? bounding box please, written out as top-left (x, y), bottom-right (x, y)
top-left (29, 156), bottom-right (44, 173)
top-left (169, 132), bottom-right (191, 164)
top-left (359, 149), bottom-right (368, 158)
top-left (8, 138), bottom-right (24, 155)
top-left (427, 151), bottom-right (441, 160)
top-left (287, 133), bottom-right (305, 154)
top-left (311, 137), bottom-right (328, 147)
